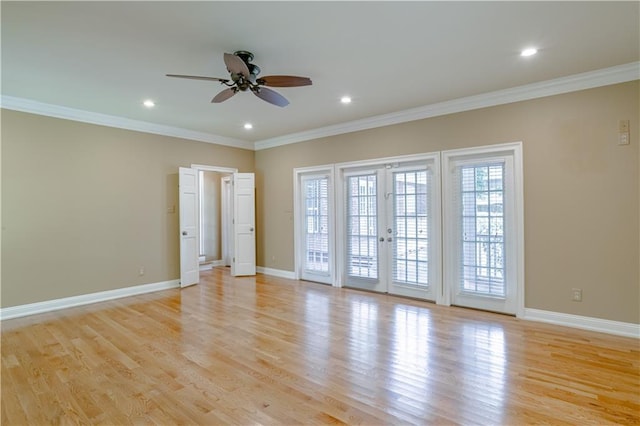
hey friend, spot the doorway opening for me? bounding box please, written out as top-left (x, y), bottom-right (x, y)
top-left (179, 165), bottom-right (256, 287)
top-left (193, 165), bottom-right (235, 270)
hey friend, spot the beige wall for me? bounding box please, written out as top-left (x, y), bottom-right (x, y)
top-left (1, 110), bottom-right (254, 307)
top-left (255, 81), bottom-right (639, 324)
top-left (2, 81), bottom-right (638, 325)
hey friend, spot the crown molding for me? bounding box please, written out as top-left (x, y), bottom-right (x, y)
top-left (254, 61), bottom-right (640, 151)
top-left (0, 96), bottom-right (255, 151)
top-left (3, 62), bottom-right (638, 152)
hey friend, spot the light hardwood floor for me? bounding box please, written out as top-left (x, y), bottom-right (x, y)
top-left (2, 267), bottom-right (639, 425)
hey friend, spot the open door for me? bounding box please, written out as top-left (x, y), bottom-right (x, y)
top-left (179, 167), bottom-right (199, 287)
top-left (231, 173), bottom-right (256, 276)
top-left (221, 176), bottom-right (233, 267)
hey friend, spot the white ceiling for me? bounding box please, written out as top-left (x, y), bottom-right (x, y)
top-left (2, 1), bottom-right (639, 147)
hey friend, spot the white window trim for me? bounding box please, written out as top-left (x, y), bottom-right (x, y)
top-left (441, 141), bottom-right (525, 317)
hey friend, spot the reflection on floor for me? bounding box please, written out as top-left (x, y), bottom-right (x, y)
top-left (2, 267), bottom-right (638, 424)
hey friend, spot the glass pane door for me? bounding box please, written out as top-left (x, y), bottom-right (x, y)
top-left (448, 156), bottom-right (517, 314)
top-left (460, 164), bottom-right (505, 297)
top-left (388, 166), bottom-right (437, 300)
top-left (301, 175), bottom-right (332, 284)
top-left (341, 163), bottom-right (438, 300)
top-left (345, 172), bottom-right (384, 291)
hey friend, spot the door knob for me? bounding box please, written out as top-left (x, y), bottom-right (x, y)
top-left (379, 237), bottom-right (385, 242)
top-left (250, 227), bottom-right (254, 232)
top-left (182, 231), bottom-right (187, 236)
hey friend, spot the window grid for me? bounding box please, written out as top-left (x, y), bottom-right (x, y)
top-left (460, 164), bottom-right (505, 297)
top-left (393, 170), bottom-right (430, 287)
top-left (347, 174), bottom-right (378, 279)
top-left (304, 177), bottom-right (330, 273)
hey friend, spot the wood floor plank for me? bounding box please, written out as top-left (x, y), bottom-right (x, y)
top-left (2, 267), bottom-right (639, 425)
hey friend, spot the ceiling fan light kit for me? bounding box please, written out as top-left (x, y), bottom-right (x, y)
top-left (167, 51), bottom-right (312, 107)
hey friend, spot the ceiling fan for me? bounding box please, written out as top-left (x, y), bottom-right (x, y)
top-left (166, 51), bottom-right (312, 107)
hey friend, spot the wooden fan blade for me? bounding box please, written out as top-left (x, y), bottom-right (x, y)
top-left (166, 74), bottom-right (229, 83)
top-left (211, 88), bottom-right (236, 103)
top-left (257, 75), bottom-right (312, 87)
top-left (252, 87), bottom-right (289, 107)
top-left (223, 53), bottom-right (250, 78)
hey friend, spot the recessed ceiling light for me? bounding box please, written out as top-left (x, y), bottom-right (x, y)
top-left (143, 99), bottom-right (155, 108)
top-left (520, 48), bottom-right (538, 57)
top-left (244, 123), bottom-right (253, 130)
top-left (340, 96), bottom-right (352, 104)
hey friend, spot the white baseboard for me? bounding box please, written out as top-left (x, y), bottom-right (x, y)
top-left (523, 308), bottom-right (640, 339)
top-left (0, 279), bottom-right (180, 321)
top-left (4, 277), bottom-right (636, 340)
top-left (199, 260), bottom-right (226, 271)
top-left (256, 266), bottom-right (296, 280)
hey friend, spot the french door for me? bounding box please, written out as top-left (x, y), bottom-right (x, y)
top-left (340, 157), bottom-right (440, 301)
top-left (294, 143), bottom-right (523, 315)
top-left (298, 173), bottom-right (333, 284)
top-left (443, 144), bottom-right (523, 315)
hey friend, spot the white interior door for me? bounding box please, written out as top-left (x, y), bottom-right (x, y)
top-left (231, 173), bottom-right (256, 276)
top-left (221, 176), bottom-right (232, 267)
top-left (179, 167), bottom-right (199, 287)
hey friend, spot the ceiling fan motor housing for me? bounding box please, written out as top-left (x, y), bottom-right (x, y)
top-left (230, 51), bottom-right (261, 89)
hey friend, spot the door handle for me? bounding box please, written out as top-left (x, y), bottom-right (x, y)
top-left (379, 237), bottom-right (385, 242)
top-left (182, 231), bottom-right (187, 236)
top-left (250, 227), bottom-right (254, 232)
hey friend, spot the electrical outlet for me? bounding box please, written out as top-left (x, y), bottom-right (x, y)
top-left (619, 133), bottom-right (630, 145)
top-left (571, 288), bottom-right (582, 302)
